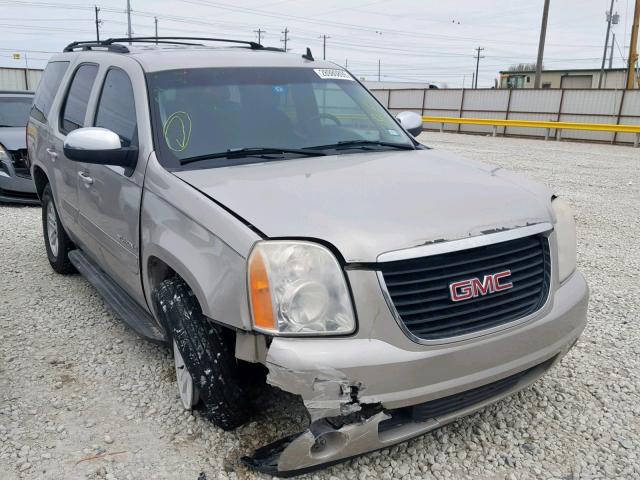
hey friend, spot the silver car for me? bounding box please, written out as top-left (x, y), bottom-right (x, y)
top-left (0, 91), bottom-right (38, 204)
top-left (28, 37), bottom-right (588, 476)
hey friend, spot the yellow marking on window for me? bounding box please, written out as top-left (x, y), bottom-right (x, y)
top-left (163, 111), bottom-right (192, 152)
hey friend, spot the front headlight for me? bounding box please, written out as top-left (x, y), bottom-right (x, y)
top-left (551, 197), bottom-right (577, 282)
top-left (247, 240), bottom-right (355, 335)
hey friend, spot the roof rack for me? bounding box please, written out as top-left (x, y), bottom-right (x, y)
top-left (63, 36), bottom-right (264, 53)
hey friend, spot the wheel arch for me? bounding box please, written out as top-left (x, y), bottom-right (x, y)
top-left (145, 251), bottom-right (209, 323)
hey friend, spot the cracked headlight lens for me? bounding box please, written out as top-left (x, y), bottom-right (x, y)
top-left (248, 241), bottom-right (355, 335)
top-left (551, 197), bottom-right (577, 282)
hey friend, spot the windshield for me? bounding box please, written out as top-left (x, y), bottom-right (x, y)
top-left (147, 67), bottom-right (413, 169)
top-left (0, 97), bottom-right (32, 127)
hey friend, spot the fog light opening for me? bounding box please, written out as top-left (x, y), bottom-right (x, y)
top-left (309, 431), bottom-right (348, 459)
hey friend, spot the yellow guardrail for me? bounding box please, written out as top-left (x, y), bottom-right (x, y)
top-left (422, 116), bottom-right (640, 147)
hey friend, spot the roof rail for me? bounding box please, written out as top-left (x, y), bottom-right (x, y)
top-left (63, 37), bottom-right (264, 53)
top-left (63, 41), bottom-right (129, 53)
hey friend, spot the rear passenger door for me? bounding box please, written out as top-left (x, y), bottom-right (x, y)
top-left (76, 67), bottom-right (145, 304)
top-left (27, 60), bottom-right (69, 209)
top-left (50, 63), bottom-right (99, 231)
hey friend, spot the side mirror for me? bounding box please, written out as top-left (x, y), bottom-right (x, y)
top-left (63, 127), bottom-right (137, 168)
top-left (396, 111), bottom-right (423, 137)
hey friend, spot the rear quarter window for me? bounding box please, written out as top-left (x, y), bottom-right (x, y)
top-left (30, 61), bottom-right (69, 123)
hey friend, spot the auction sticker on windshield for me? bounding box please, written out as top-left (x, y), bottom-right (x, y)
top-left (313, 69), bottom-right (354, 81)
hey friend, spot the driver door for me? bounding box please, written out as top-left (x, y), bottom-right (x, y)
top-left (76, 67), bottom-right (145, 304)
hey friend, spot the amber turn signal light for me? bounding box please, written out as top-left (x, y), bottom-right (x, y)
top-left (248, 249), bottom-right (276, 332)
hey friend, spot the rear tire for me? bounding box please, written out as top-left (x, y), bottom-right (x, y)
top-left (41, 183), bottom-right (75, 274)
top-left (153, 277), bottom-right (249, 430)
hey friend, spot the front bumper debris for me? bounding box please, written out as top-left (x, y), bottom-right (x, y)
top-left (242, 356), bottom-right (557, 477)
top-left (242, 411), bottom-right (389, 477)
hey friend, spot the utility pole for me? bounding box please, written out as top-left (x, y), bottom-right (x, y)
top-left (474, 47), bottom-right (484, 88)
top-left (599, 0), bottom-right (615, 88)
top-left (627, 0), bottom-right (640, 89)
top-left (154, 16), bottom-right (158, 44)
top-left (254, 28), bottom-right (265, 44)
top-left (609, 32), bottom-right (615, 68)
top-left (94, 5), bottom-right (101, 42)
top-left (281, 27), bottom-right (289, 51)
top-left (378, 59), bottom-right (381, 81)
top-left (471, 71), bottom-right (475, 90)
top-left (126, 0), bottom-right (132, 44)
top-left (534, 0), bottom-right (550, 89)
top-left (345, 58), bottom-right (348, 68)
top-left (320, 34), bottom-right (330, 60)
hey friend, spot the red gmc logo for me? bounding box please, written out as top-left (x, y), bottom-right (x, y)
top-left (449, 270), bottom-right (513, 302)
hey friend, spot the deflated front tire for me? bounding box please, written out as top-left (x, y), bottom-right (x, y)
top-left (153, 277), bottom-right (249, 430)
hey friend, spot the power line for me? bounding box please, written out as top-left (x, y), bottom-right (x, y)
top-left (0, 0), bottom-right (608, 49)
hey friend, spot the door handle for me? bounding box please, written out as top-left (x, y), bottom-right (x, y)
top-left (46, 148), bottom-right (57, 161)
top-left (77, 171), bottom-right (93, 185)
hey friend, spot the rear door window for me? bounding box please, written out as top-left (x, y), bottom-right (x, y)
top-left (60, 64), bottom-right (98, 134)
top-left (94, 68), bottom-right (137, 147)
top-left (30, 61), bottom-right (69, 123)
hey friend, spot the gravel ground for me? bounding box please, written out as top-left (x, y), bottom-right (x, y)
top-left (1, 133), bottom-right (639, 480)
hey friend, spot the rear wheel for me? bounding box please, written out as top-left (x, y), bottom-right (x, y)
top-left (153, 277), bottom-right (249, 430)
top-left (41, 183), bottom-right (75, 274)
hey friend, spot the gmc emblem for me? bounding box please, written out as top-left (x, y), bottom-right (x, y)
top-left (449, 270), bottom-right (513, 302)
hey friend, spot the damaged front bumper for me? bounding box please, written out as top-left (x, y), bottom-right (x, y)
top-left (243, 271), bottom-right (589, 477)
top-left (243, 357), bottom-right (554, 477)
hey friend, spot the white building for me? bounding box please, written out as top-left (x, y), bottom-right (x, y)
top-left (498, 67), bottom-right (628, 89)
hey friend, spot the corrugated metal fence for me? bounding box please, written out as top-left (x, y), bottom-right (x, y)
top-left (0, 67), bottom-right (42, 91)
top-left (370, 88), bottom-right (640, 145)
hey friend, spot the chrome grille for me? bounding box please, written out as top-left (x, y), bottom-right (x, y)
top-left (379, 234), bottom-right (551, 340)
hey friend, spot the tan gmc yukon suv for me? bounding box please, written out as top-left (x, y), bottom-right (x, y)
top-left (27, 37), bottom-right (589, 476)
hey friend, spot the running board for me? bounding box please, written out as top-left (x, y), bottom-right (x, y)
top-left (69, 250), bottom-right (168, 344)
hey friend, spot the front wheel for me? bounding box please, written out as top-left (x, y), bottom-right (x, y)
top-left (153, 277), bottom-right (249, 430)
top-left (41, 183), bottom-right (75, 274)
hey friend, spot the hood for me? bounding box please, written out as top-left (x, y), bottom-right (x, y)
top-left (174, 149), bottom-right (554, 262)
top-left (0, 127), bottom-right (26, 151)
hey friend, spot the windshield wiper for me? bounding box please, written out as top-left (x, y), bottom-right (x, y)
top-left (307, 140), bottom-right (415, 151)
top-left (180, 147), bottom-right (326, 166)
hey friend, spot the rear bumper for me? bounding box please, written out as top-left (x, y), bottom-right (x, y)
top-left (249, 270), bottom-right (588, 475)
top-left (0, 168), bottom-right (39, 205)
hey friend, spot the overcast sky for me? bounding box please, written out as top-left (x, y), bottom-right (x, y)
top-left (0, 0), bottom-right (636, 87)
